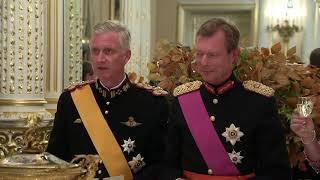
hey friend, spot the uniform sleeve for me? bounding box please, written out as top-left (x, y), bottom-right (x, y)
top-left (135, 96), bottom-right (169, 180)
top-left (253, 97), bottom-right (292, 180)
top-left (160, 98), bottom-right (183, 180)
top-left (46, 92), bottom-right (69, 160)
top-left (151, 96), bottom-right (169, 163)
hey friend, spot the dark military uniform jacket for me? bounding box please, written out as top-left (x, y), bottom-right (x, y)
top-left (47, 77), bottom-right (168, 179)
top-left (163, 75), bottom-right (291, 180)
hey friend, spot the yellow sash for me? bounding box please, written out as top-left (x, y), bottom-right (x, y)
top-left (71, 84), bottom-right (133, 180)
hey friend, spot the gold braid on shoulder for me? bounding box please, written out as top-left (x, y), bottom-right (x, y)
top-left (65, 80), bottom-right (95, 92)
top-left (134, 82), bottom-right (168, 96)
top-left (173, 81), bottom-right (202, 97)
top-left (243, 80), bottom-right (274, 97)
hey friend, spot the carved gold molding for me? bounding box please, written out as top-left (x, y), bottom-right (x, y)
top-left (46, 109), bottom-right (57, 115)
top-left (0, 126), bottom-right (52, 156)
top-left (54, 0), bottom-right (58, 91)
top-left (45, 98), bottom-right (58, 104)
top-left (0, 112), bottom-right (53, 159)
top-left (45, 97), bottom-right (58, 116)
top-left (46, 0), bottom-right (59, 92)
top-left (63, 0), bottom-right (83, 87)
top-left (46, 0), bottom-right (51, 92)
top-left (0, 0), bottom-right (45, 96)
top-left (0, 99), bottom-right (47, 106)
top-left (0, 112), bottom-right (53, 121)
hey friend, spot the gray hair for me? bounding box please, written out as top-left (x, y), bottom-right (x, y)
top-left (91, 20), bottom-right (131, 49)
top-left (196, 18), bottom-right (240, 53)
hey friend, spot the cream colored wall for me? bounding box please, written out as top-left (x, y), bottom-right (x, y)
top-left (301, 0), bottom-right (316, 63)
top-left (155, 0), bottom-right (178, 43)
top-left (154, 0), bottom-right (257, 45)
top-left (154, 0), bottom-right (319, 63)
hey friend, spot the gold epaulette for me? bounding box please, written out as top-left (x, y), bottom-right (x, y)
top-left (65, 80), bottom-right (95, 92)
top-left (243, 80), bottom-right (274, 97)
top-left (135, 82), bottom-right (168, 96)
top-left (173, 81), bottom-right (202, 97)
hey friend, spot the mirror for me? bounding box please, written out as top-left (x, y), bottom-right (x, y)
top-left (63, 0), bottom-right (120, 87)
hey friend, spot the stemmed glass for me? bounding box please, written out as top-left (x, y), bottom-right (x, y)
top-left (297, 96), bottom-right (314, 118)
top-left (296, 96), bottom-right (316, 144)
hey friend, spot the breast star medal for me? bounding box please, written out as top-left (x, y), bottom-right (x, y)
top-left (128, 154), bottom-right (146, 173)
top-left (228, 150), bottom-right (244, 164)
top-left (121, 137), bottom-right (135, 154)
top-left (121, 116), bottom-right (142, 128)
top-left (222, 123), bottom-right (244, 145)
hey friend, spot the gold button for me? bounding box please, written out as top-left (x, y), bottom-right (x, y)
top-left (104, 110), bottom-right (109, 115)
top-left (208, 169), bottom-right (213, 175)
top-left (212, 98), bottom-right (218, 104)
top-left (210, 116), bottom-right (215, 122)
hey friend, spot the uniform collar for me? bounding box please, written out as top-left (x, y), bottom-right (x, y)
top-left (95, 75), bottom-right (131, 99)
top-left (203, 75), bottom-right (236, 95)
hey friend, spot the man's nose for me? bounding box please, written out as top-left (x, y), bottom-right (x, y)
top-left (96, 52), bottom-right (105, 62)
top-left (198, 54), bottom-right (208, 66)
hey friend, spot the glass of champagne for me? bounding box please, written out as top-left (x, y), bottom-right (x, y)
top-left (297, 96), bottom-right (315, 143)
top-left (297, 96), bottom-right (314, 118)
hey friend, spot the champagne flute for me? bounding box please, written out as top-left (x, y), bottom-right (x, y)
top-left (297, 96), bottom-right (314, 118)
top-left (296, 96), bottom-right (315, 143)
top-left (297, 103), bottom-right (313, 118)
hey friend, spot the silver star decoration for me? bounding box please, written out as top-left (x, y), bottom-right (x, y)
top-left (228, 150), bottom-right (244, 164)
top-left (222, 123), bottom-right (244, 145)
top-left (128, 154), bottom-right (146, 173)
top-left (121, 137), bottom-right (135, 154)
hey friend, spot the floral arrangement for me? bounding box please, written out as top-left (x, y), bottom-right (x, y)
top-left (147, 40), bottom-right (320, 171)
top-left (147, 39), bottom-right (202, 94)
top-left (234, 43), bottom-right (320, 171)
